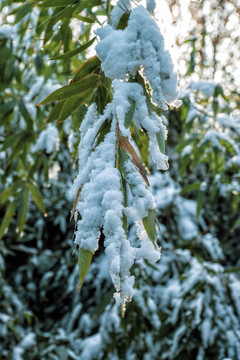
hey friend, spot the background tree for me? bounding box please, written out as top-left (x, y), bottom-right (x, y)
top-left (0, 0), bottom-right (240, 359)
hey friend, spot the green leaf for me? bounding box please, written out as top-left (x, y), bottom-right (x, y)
top-left (43, 155), bottom-right (49, 182)
top-left (116, 12), bottom-right (130, 30)
top-left (47, 101), bottom-right (65, 122)
top-left (197, 189), bottom-right (205, 218)
top-left (181, 182), bottom-right (201, 195)
top-left (156, 130), bottom-right (165, 154)
top-left (37, 0), bottom-right (78, 7)
top-left (142, 209), bottom-right (157, 249)
top-left (73, 15), bottom-right (95, 23)
top-left (26, 181), bottom-right (46, 214)
top-left (0, 183), bottom-right (21, 205)
top-left (0, 201), bottom-right (16, 241)
top-left (16, 187), bottom-right (29, 236)
top-left (58, 89), bottom-right (92, 121)
top-left (29, 155), bottom-right (43, 178)
top-left (7, 133), bottom-right (33, 164)
top-left (2, 132), bottom-right (26, 151)
top-left (35, 4), bottom-right (77, 35)
top-left (0, 99), bottom-right (16, 119)
top-left (43, 7), bottom-right (64, 44)
top-left (78, 248), bottom-right (92, 291)
top-left (124, 99), bottom-right (135, 129)
top-left (50, 37), bottom-right (96, 60)
top-left (72, 55), bottom-right (101, 83)
top-left (37, 74), bottom-right (98, 105)
top-left (19, 102), bottom-right (33, 131)
top-left (232, 217), bottom-right (240, 231)
top-left (95, 119), bottom-right (111, 147)
top-left (120, 175), bottom-right (128, 236)
top-left (13, 3), bottom-right (32, 24)
top-left (77, 0), bottom-right (103, 11)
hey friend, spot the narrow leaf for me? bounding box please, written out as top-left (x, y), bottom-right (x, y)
top-left (156, 131), bottom-right (165, 154)
top-left (58, 89), bottom-right (92, 122)
top-left (37, 74), bottom-right (98, 105)
top-left (142, 209), bottom-right (157, 250)
top-left (72, 55), bottom-right (101, 83)
top-left (0, 201), bottom-right (16, 241)
top-left (73, 15), bottom-right (95, 23)
top-left (47, 101), bottom-right (65, 122)
top-left (13, 3), bottom-right (32, 24)
top-left (124, 99), bottom-right (135, 129)
top-left (16, 187), bottom-right (29, 236)
top-left (181, 182), bottom-right (201, 195)
top-left (78, 248), bottom-right (93, 291)
top-left (26, 181), bottom-right (46, 214)
top-left (37, 0), bottom-right (77, 7)
top-left (50, 37), bottom-right (96, 60)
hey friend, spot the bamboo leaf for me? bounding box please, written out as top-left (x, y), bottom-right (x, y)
top-left (13, 3), bottom-right (32, 24)
top-left (72, 55), bottom-right (101, 83)
top-left (124, 99), bottom-right (135, 129)
top-left (181, 182), bottom-right (201, 195)
top-left (58, 89), bottom-right (92, 121)
top-left (78, 248), bottom-right (93, 291)
top-left (16, 187), bottom-right (29, 236)
top-left (37, 0), bottom-right (77, 7)
top-left (142, 209), bottom-right (157, 250)
top-left (50, 37), bottom-right (96, 60)
top-left (26, 181), bottom-right (46, 214)
top-left (73, 15), bottom-right (95, 23)
top-left (156, 131), bottom-right (165, 154)
top-left (37, 74), bottom-right (98, 105)
top-left (0, 182), bottom-right (20, 205)
top-left (116, 12), bottom-right (130, 30)
top-left (197, 189), bottom-right (205, 218)
top-left (0, 201), bottom-right (16, 241)
top-left (47, 101), bottom-right (65, 122)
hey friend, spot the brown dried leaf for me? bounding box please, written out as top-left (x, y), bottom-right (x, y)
top-left (70, 185), bottom-right (82, 221)
top-left (119, 135), bottom-right (150, 187)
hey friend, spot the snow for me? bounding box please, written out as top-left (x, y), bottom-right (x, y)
top-left (96, 5), bottom-right (179, 109)
top-left (113, 80), bottom-right (169, 170)
top-left (80, 334), bottom-right (103, 360)
top-left (32, 124), bottom-right (59, 154)
top-left (217, 113), bottom-right (240, 135)
top-left (0, 25), bottom-right (12, 37)
top-left (200, 233), bottom-right (224, 260)
top-left (111, 0), bottom-right (132, 29)
top-left (147, 0), bottom-right (156, 14)
top-left (190, 81), bottom-right (216, 98)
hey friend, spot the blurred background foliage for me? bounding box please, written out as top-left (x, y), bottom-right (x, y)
top-left (0, 0), bottom-right (240, 359)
